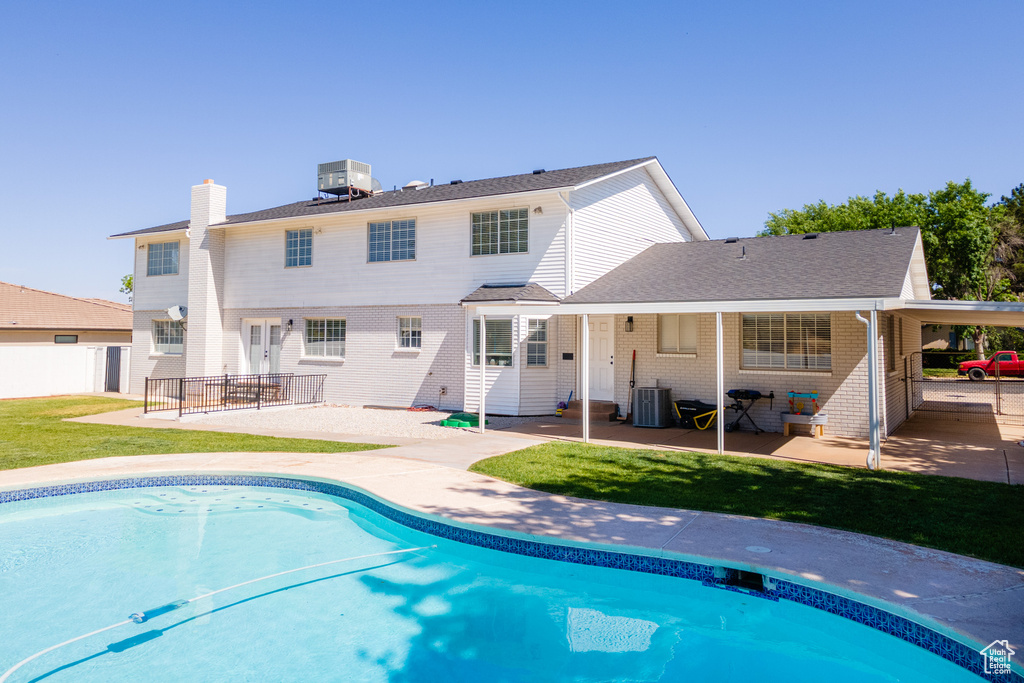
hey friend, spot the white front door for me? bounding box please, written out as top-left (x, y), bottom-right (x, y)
top-left (588, 315), bottom-right (615, 401)
top-left (244, 319), bottom-right (282, 375)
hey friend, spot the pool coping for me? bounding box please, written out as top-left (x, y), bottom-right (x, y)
top-left (1, 453), bottom-right (1022, 681)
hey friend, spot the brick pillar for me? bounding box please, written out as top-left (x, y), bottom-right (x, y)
top-left (185, 180), bottom-right (227, 377)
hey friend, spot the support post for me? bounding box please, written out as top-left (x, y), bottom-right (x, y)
top-left (581, 313), bottom-right (590, 443)
top-left (479, 314), bottom-right (486, 435)
top-left (716, 311), bottom-right (724, 455)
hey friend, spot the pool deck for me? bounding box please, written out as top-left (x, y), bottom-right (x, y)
top-left (1, 446), bottom-right (1021, 662)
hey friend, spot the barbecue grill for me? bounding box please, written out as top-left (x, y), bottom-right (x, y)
top-left (724, 389), bottom-right (774, 433)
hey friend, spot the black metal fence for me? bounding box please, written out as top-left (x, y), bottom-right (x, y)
top-left (907, 352), bottom-right (1024, 425)
top-left (144, 373), bottom-right (326, 416)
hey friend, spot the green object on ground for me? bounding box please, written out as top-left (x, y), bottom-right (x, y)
top-left (0, 396), bottom-right (392, 471)
top-left (470, 441), bottom-right (1024, 568)
top-left (446, 412), bottom-right (488, 427)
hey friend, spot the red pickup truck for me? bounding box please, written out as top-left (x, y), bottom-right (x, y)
top-left (958, 351), bottom-right (1024, 380)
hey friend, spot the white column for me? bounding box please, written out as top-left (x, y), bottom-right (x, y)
top-left (478, 314), bottom-right (486, 435)
top-left (867, 310), bottom-right (881, 468)
top-left (581, 313), bottom-right (590, 443)
top-left (716, 311), bottom-right (725, 455)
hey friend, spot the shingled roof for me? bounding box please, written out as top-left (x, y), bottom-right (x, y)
top-left (562, 228), bottom-right (923, 305)
top-left (462, 283), bottom-right (561, 304)
top-left (111, 158), bottom-right (656, 238)
top-left (0, 281), bottom-right (132, 330)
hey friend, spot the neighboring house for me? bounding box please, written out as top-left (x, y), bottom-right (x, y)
top-left (920, 324), bottom-right (974, 351)
top-left (0, 281), bottom-right (132, 398)
top-left (110, 158), bottom-right (705, 415)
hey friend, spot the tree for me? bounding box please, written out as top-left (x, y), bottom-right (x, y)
top-left (762, 180), bottom-right (1013, 359)
top-left (119, 274), bottom-right (133, 303)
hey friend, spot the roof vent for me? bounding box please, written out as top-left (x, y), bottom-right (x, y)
top-left (450, 179), bottom-right (463, 185)
top-left (725, 237), bottom-right (739, 243)
top-left (403, 180), bottom-right (429, 190)
top-left (802, 233), bottom-right (819, 240)
top-left (533, 169), bottom-right (546, 174)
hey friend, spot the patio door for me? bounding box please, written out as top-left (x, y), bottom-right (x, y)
top-left (244, 319), bottom-right (281, 375)
top-left (588, 315), bottom-right (615, 401)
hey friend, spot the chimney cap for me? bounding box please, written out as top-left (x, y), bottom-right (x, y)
top-left (203, 179), bottom-right (214, 184)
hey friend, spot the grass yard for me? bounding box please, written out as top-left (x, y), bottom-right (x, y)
top-left (470, 442), bottom-right (1024, 568)
top-left (0, 396), bottom-right (390, 471)
top-left (922, 368), bottom-right (960, 377)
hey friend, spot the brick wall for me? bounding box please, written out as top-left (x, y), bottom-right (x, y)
top-left (221, 303), bottom-right (465, 410)
top-left (129, 309), bottom-right (187, 393)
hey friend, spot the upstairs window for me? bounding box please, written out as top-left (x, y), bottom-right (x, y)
top-left (305, 318), bottom-right (345, 357)
top-left (368, 219), bottom-right (416, 262)
top-left (286, 229), bottom-right (313, 267)
top-left (153, 320), bottom-right (183, 354)
top-left (398, 316), bottom-right (422, 349)
top-left (526, 319), bottom-right (548, 366)
top-left (741, 313), bottom-right (831, 371)
top-left (473, 318), bottom-right (513, 367)
top-left (147, 241), bottom-right (179, 276)
top-left (659, 314), bottom-right (697, 354)
top-left (472, 208), bottom-right (528, 255)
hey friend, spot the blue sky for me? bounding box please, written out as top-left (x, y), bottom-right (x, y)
top-left (1, 0), bottom-right (1021, 302)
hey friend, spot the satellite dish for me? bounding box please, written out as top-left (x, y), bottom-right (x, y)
top-left (167, 305), bottom-right (188, 322)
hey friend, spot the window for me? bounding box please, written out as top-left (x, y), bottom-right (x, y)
top-left (473, 319), bottom-right (513, 367)
top-left (305, 319), bottom-right (345, 357)
top-left (286, 229), bottom-right (312, 267)
top-left (742, 313), bottom-right (831, 370)
top-left (368, 219), bottom-right (416, 262)
top-left (398, 316), bottom-right (422, 349)
top-left (659, 314), bottom-right (697, 354)
top-left (54, 335), bottom-right (78, 344)
top-left (526, 319), bottom-right (548, 366)
top-left (153, 320), bottom-right (183, 354)
top-left (147, 241), bottom-right (179, 276)
top-left (471, 208), bottom-right (528, 255)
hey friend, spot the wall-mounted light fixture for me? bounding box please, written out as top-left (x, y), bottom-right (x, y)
top-left (287, 319), bottom-right (294, 332)
top-left (625, 316), bottom-right (634, 332)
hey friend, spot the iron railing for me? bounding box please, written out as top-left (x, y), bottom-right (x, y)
top-left (906, 352), bottom-right (1024, 425)
top-left (144, 373), bottom-right (326, 416)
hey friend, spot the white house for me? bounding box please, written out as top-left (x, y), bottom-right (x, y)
top-left (111, 157), bottom-right (706, 416)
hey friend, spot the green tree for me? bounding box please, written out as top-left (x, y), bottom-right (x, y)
top-left (761, 189), bottom-right (928, 236)
top-left (119, 274), bottom-right (133, 303)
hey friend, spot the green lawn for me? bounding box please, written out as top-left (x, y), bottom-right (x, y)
top-left (922, 368), bottom-right (960, 377)
top-left (0, 396), bottom-right (390, 471)
top-left (470, 442), bottom-right (1024, 568)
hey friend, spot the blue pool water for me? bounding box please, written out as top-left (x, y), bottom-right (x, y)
top-left (0, 483), bottom-right (981, 682)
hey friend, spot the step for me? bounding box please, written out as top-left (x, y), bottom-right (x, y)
top-left (562, 400), bottom-right (619, 421)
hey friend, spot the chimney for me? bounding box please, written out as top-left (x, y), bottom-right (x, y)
top-left (185, 180), bottom-right (227, 377)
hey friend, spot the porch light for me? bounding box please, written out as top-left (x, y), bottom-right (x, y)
top-left (625, 316), bottom-right (634, 332)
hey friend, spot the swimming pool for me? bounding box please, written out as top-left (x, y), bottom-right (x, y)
top-left (0, 476), bottom-right (995, 681)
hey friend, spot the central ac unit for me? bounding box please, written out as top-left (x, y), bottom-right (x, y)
top-left (633, 387), bottom-right (672, 428)
top-left (318, 159), bottom-right (373, 195)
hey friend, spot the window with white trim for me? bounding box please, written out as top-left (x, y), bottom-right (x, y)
top-left (147, 241), bottom-right (179, 276)
top-left (526, 319), bottom-right (548, 366)
top-left (658, 314), bottom-right (697, 354)
top-left (398, 316), bottom-right (422, 349)
top-left (471, 208), bottom-right (528, 255)
top-left (473, 319), bottom-right (513, 367)
top-left (286, 229), bottom-right (312, 267)
top-left (741, 313), bottom-right (831, 370)
top-left (304, 318), bottom-right (345, 357)
top-left (153, 320), bottom-right (183, 354)
top-left (368, 219), bottom-right (416, 262)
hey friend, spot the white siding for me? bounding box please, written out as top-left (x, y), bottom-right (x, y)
top-left (221, 195), bottom-right (568, 310)
top-left (132, 235), bottom-right (190, 311)
top-left (463, 313), bottom-right (520, 415)
top-left (570, 166), bottom-right (694, 293)
top-left (518, 315), bottom-right (559, 415)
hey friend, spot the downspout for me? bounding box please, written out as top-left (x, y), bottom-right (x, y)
top-left (557, 192), bottom-right (575, 297)
top-left (855, 311), bottom-right (881, 470)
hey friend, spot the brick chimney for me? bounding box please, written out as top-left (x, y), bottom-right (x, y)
top-left (185, 179), bottom-right (227, 377)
